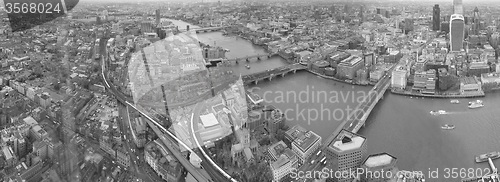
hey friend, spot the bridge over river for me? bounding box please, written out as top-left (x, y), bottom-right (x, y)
top-left (242, 63), bottom-right (306, 84)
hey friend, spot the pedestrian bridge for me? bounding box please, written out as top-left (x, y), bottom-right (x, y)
top-left (242, 63), bottom-right (306, 85)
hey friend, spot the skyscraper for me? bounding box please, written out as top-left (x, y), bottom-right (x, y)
top-left (155, 9), bottom-right (161, 25)
top-left (472, 7), bottom-right (480, 35)
top-left (359, 6), bottom-right (364, 22)
top-left (453, 0), bottom-right (463, 15)
top-left (433, 4), bottom-right (441, 31)
top-left (450, 14), bottom-right (465, 51)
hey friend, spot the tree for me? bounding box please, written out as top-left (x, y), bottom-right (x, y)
top-left (54, 82), bottom-right (61, 91)
top-left (438, 75), bottom-right (459, 91)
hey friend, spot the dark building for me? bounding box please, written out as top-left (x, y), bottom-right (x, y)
top-left (441, 21), bottom-right (450, 33)
top-left (433, 4), bottom-right (441, 31)
top-left (404, 18), bottom-right (414, 34)
top-left (472, 7), bottom-right (480, 35)
top-left (344, 4), bottom-right (350, 13)
top-left (359, 6), bottom-right (364, 22)
top-left (155, 9), bottom-right (161, 25)
top-left (450, 14), bottom-right (465, 51)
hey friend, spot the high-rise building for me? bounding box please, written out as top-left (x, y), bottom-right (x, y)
top-left (433, 5), bottom-right (441, 31)
top-left (472, 7), bottom-right (480, 35)
top-left (325, 129), bottom-right (367, 182)
top-left (359, 6), bottom-right (364, 22)
top-left (450, 14), bottom-right (465, 51)
top-left (453, 0), bottom-right (463, 15)
top-left (155, 9), bottom-right (161, 25)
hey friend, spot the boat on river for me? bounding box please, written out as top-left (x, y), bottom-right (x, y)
top-left (430, 110), bottom-right (446, 115)
top-left (475, 151), bottom-right (500, 163)
top-left (450, 100), bottom-right (460, 104)
top-left (441, 124), bottom-right (455, 130)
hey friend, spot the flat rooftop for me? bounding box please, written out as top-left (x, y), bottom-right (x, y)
top-left (269, 141), bottom-right (288, 159)
top-left (363, 153), bottom-right (396, 168)
top-left (460, 77), bottom-right (479, 85)
top-left (329, 129), bottom-right (366, 152)
top-left (271, 155), bottom-right (290, 170)
top-left (293, 131), bottom-right (321, 153)
top-left (199, 113), bottom-right (219, 128)
top-left (339, 55), bottom-right (363, 66)
top-left (285, 125), bottom-right (307, 141)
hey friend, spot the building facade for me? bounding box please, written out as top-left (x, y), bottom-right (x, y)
top-left (433, 5), bottom-right (441, 31)
top-left (291, 130), bottom-right (322, 166)
top-left (325, 129), bottom-right (367, 182)
top-left (450, 14), bottom-right (465, 52)
top-left (360, 153), bottom-right (398, 182)
top-left (336, 56), bottom-right (364, 80)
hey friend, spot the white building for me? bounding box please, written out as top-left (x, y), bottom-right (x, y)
top-left (391, 65), bottom-right (408, 89)
top-left (291, 131), bottom-right (321, 166)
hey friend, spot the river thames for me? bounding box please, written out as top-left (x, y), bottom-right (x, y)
top-left (190, 25), bottom-right (500, 181)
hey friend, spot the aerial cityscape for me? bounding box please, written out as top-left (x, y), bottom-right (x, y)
top-left (0, 0), bottom-right (499, 182)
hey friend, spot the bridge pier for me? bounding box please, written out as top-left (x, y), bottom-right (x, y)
top-left (254, 80), bottom-right (258, 85)
top-left (281, 72), bottom-right (286, 77)
top-left (246, 58), bottom-right (249, 62)
top-left (269, 75), bottom-right (274, 81)
top-left (293, 70), bottom-right (297, 74)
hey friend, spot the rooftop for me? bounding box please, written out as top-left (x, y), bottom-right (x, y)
top-left (329, 129), bottom-right (366, 152)
top-left (269, 141), bottom-right (288, 159)
top-left (199, 113), bottom-right (219, 128)
top-left (292, 131), bottom-right (321, 153)
top-left (23, 116), bottom-right (38, 127)
top-left (271, 155), bottom-right (290, 170)
top-left (339, 55), bottom-right (363, 66)
top-left (363, 153), bottom-right (397, 168)
top-left (460, 77), bottom-right (479, 85)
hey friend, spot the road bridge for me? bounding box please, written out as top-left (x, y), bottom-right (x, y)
top-left (242, 63), bottom-right (306, 85)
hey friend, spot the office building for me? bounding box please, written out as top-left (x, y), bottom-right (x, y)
top-left (325, 129), bottom-right (367, 182)
top-left (360, 153), bottom-right (398, 182)
top-left (270, 153), bottom-right (295, 182)
top-left (433, 5), bottom-right (441, 31)
top-left (155, 9), bottom-right (161, 25)
top-left (290, 129), bottom-right (322, 166)
top-left (265, 109), bottom-right (285, 135)
top-left (459, 77), bottom-right (482, 94)
top-left (450, 14), bottom-right (465, 51)
top-left (404, 18), bottom-right (414, 34)
top-left (391, 65), bottom-right (408, 89)
top-left (141, 21), bottom-right (155, 33)
top-left (336, 55), bottom-right (364, 80)
top-left (472, 7), bottom-right (480, 35)
top-left (133, 117), bottom-right (147, 148)
top-left (268, 141), bottom-right (298, 182)
top-left (453, 0), bottom-right (463, 15)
